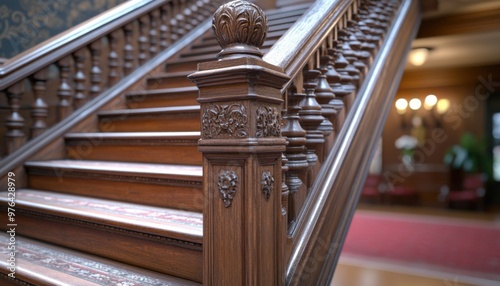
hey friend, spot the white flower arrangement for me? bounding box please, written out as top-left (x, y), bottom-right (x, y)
top-left (395, 135), bottom-right (418, 150)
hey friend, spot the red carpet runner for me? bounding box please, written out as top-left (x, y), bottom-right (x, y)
top-left (341, 210), bottom-right (500, 280)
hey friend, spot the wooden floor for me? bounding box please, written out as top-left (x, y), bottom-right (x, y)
top-left (332, 256), bottom-right (499, 286)
top-left (331, 204), bottom-right (500, 286)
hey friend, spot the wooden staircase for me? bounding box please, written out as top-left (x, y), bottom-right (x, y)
top-left (0, 3), bottom-right (311, 285)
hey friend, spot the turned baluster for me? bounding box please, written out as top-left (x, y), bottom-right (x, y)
top-left (138, 15), bottom-right (150, 65)
top-left (159, 5), bottom-right (171, 50)
top-left (123, 22), bottom-right (136, 75)
top-left (315, 55), bottom-right (336, 157)
top-left (5, 82), bottom-right (26, 154)
top-left (89, 40), bottom-right (103, 98)
top-left (353, 15), bottom-right (377, 56)
top-left (175, 0), bottom-right (187, 36)
top-left (299, 70), bottom-right (325, 189)
top-left (338, 29), bottom-right (362, 88)
top-left (149, 9), bottom-right (160, 57)
top-left (30, 68), bottom-right (49, 138)
top-left (107, 31), bottom-right (121, 87)
top-left (348, 19), bottom-right (374, 65)
top-left (190, 2), bottom-right (205, 25)
top-left (197, 0), bottom-right (212, 17)
top-left (181, 2), bottom-right (194, 32)
top-left (57, 56), bottom-right (73, 121)
top-left (334, 41), bottom-right (355, 112)
top-left (282, 86), bottom-right (308, 226)
top-left (341, 27), bottom-right (367, 79)
top-left (326, 48), bottom-right (346, 135)
top-left (169, 1), bottom-right (180, 43)
top-left (73, 49), bottom-right (87, 109)
top-left (281, 153), bottom-right (289, 221)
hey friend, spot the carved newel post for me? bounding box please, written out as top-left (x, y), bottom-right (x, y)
top-left (188, 1), bottom-right (289, 285)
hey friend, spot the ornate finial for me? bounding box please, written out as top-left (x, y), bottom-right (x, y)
top-left (212, 0), bottom-right (268, 59)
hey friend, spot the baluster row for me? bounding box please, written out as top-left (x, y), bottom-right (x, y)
top-left (2, 0), bottom-right (225, 156)
top-left (282, 0), bottom-right (401, 228)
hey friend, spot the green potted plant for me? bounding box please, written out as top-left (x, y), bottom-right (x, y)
top-left (444, 132), bottom-right (490, 190)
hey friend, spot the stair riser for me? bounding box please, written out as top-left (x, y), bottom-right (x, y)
top-left (66, 145), bottom-right (202, 165)
top-left (146, 76), bottom-right (193, 89)
top-left (126, 92), bottom-right (198, 109)
top-left (0, 213), bottom-right (203, 282)
top-left (98, 116), bottom-right (200, 132)
top-left (165, 61), bottom-right (203, 73)
top-left (28, 175), bottom-right (204, 211)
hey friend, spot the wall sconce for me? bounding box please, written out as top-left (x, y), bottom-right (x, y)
top-left (395, 95), bottom-right (450, 129)
top-left (408, 47), bottom-right (432, 66)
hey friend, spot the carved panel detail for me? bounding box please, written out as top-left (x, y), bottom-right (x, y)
top-left (218, 170), bottom-right (238, 208)
top-left (261, 171), bottom-right (274, 201)
top-left (202, 104), bottom-right (248, 138)
top-left (256, 106), bottom-right (281, 138)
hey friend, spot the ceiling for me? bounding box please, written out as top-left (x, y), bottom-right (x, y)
top-left (405, 0), bottom-right (500, 70)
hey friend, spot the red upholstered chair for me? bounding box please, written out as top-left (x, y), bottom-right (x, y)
top-left (360, 174), bottom-right (382, 203)
top-left (445, 173), bottom-right (486, 210)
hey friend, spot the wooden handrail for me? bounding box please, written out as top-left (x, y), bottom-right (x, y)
top-left (263, 0), bottom-right (355, 91)
top-left (0, 0), bottom-right (156, 88)
top-left (283, 0), bottom-right (420, 284)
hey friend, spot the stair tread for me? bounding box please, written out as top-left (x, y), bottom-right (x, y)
top-left (26, 159), bottom-right (202, 178)
top-left (99, 105), bottom-right (200, 116)
top-left (65, 131), bottom-right (201, 140)
top-left (0, 234), bottom-right (200, 286)
top-left (3, 189), bottom-right (203, 243)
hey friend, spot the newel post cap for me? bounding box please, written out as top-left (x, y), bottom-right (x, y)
top-left (212, 0), bottom-right (268, 59)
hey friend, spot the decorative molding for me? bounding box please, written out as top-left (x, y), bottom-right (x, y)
top-left (261, 170), bottom-right (274, 201)
top-left (217, 170), bottom-right (238, 208)
top-left (256, 106), bottom-right (281, 138)
top-left (202, 104), bottom-right (248, 139)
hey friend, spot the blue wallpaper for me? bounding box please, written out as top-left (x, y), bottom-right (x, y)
top-left (0, 0), bottom-right (127, 59)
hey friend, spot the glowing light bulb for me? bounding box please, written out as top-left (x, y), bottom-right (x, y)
top-left (395, 98), bottom-right (408, 114)
top-left (409, 48), bottom-right (429, 66)
top-left (437, 99), bottom-right (450, 114)
top-left (409, 98), bottom-right (421, 110)
top-left (424, 94), bottom-right (437, 110)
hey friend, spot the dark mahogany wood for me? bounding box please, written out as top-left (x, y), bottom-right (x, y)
top-left (30, 68), bottom-right (49, 138)
top-left (56, 56), bottom-right (74, 121)
top-left (107, 31), bottom-right (121, 87)
top-left (188, 1), bottom-right (290, 284)
top-left (89, 40), bottom-right (103, 99)
top-left (73, 49), bottom-right (88, 109)
top-left (5, 82), bottom-right (26, 154)
top-left (282, 85), bottom-right (308, 227)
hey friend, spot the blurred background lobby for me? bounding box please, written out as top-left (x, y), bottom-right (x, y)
top-left (332, 0), bottom-right (500, 285)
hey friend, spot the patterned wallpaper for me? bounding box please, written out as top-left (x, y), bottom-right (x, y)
top-left (0, 0), bottom-right (128, 59)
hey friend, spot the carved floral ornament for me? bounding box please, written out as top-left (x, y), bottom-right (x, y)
top-left (217, 170), bottom-right (238, 208)
top-left (256, 106), bottom-right (281, 138)
top-left (261, 171), bottom-right (274, 201)
top-left (212, 0), bottom-right (268, 58)
top-left (202, 103), bottom-right (248, 139)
